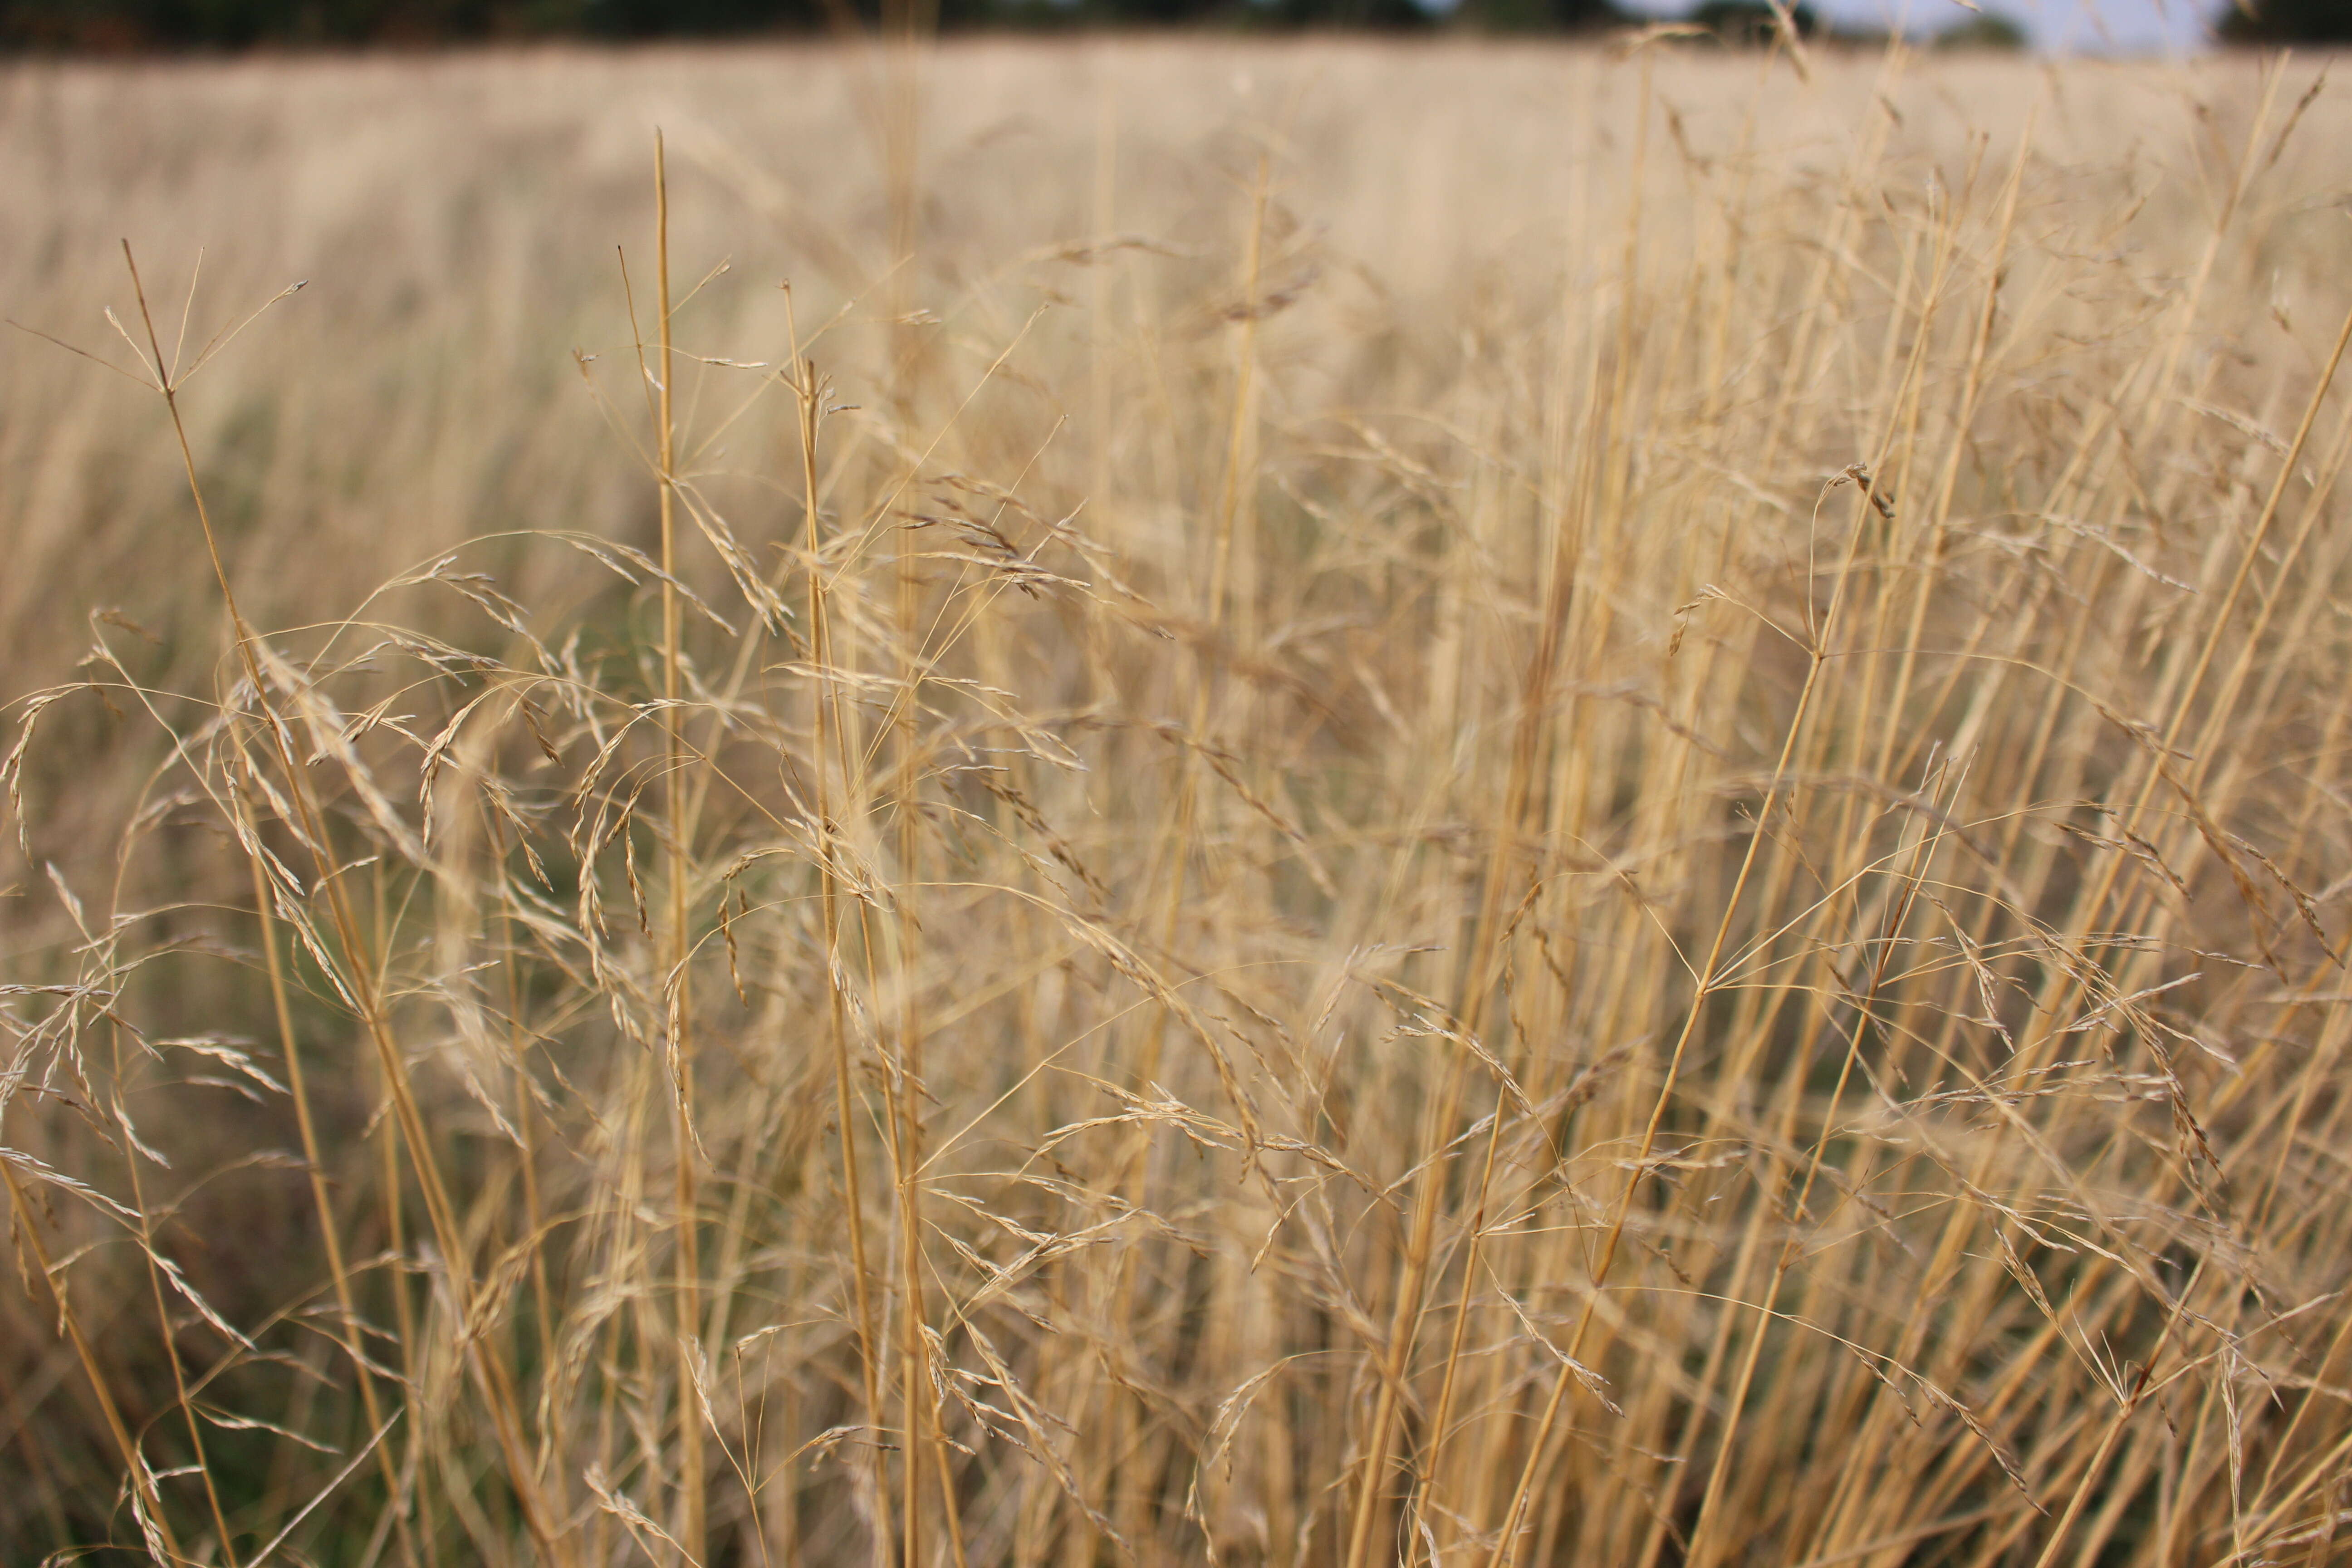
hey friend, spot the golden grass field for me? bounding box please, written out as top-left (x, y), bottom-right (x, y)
top-left (4, 34), bottom-right (2352, 1568)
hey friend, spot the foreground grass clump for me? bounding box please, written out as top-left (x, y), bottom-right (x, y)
top-left (4, 38), bottom-right (2352, 1568)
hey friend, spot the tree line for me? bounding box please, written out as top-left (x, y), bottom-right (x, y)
top-left (0, 0), bottom-right (1555, 46)
top-left (0, 0), bottom-right (2341, 63)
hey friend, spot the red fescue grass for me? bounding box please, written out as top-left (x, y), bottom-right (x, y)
top-left (4, 35), bottom-right (2352, 1568)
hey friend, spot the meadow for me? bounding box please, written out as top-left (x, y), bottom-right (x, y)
top-left (3, 34), bottom-right (2351, 1568)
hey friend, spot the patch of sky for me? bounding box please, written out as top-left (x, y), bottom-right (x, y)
top-left (1607, 0), bottom-right (2230, 52)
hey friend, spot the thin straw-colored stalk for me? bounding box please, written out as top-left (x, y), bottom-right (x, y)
top-left (1483, 467), bottom-right (1882, 1568)
top-left (794, 336), bottom-right (894, 1568)
top-left (0, 1156), bottom-right (186, 1565)
top-left (652, 127), bottom-right (710, 1568)
top-left (1403, 57), bottom-right (1656, 1564)
top-left (879, 30), bottom-right (946, 1565)
top-left (118, 241), bottom-right (572, 1568)
top-left (235, 784), bottom-right (420, 1568)
top-left (112, 993), bottom-right (241, 1567)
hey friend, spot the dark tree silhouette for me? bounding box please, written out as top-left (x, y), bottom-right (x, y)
top-left (1444, 0), bottom-right (1615, 31)
top-left (2219, 0), bottom-right (2352, 40)
top-left (0, 0), bottom-right (1627, 45)
top-left (1688, 0), bottom-right (1817, 42)
top-left (0, 0), bottom-right (840, 44)
top-left (1932, 10), bottom-right (2027, 47)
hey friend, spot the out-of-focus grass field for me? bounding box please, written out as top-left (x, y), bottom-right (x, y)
top-left (4, 36), bottom-right (2352, 1568)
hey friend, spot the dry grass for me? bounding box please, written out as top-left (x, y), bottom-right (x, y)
top-left (4, 35), bottom-right (2352, 1568)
